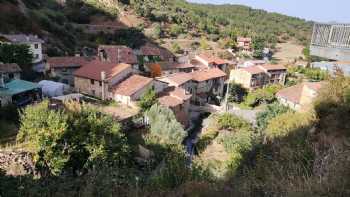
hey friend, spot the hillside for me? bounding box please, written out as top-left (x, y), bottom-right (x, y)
top-left (0, 0), bottom-right (312, 56)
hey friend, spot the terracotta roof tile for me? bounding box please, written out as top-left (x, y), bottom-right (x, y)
top-left (158, 72), bottom-right (193, 86)
top-left (159, 96), bottom-right (183, 107)
top-left (0, 63), bottom-right (21, 73)
top-left (47, 56), bottom-right (92, 68)
top-left (158, 87), bottom-right (191, 107)
top-left (241, 66), bottom-right (265, 75)
top-left (74, 60), bottom-right (131, 81)
top-left (169, 63), bottom-right (195, 69)
top-left (237, 37), bottom-right (252, 42)
top-left (197, 53), bottom-right (227, 65)
top-left (98, 45), bottom-right (137, 64)
top-left (113, 75), bottom-right (153, 96)
top-left (192, 68), bottom-right (227, 82)
top-left (140, 45), bottom-right (175, 60)
top-left (260, 64), bottom-right (287, 71)
top-left (276, 82), bottom-right (324, 104)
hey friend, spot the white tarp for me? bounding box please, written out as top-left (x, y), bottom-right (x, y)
top-left (38, 80), bottom-right (69, 97)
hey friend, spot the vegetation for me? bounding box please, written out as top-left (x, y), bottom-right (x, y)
top-left (138, 88), bottom-right (157, 112)
top-left (146, 104), bottom-right (187, 145)
top-left (227, 82), bottom-right (247, 103)
top-left (243, 84), bottom-right (283, 107)
top-left (288, 65), bottom-right (328, 81)
top-left (129, 0), bottom-right (312, 45)
top-left (17, 101), bottom-right (131, 176)
top-left (256, 102), bottom-right (290, 131)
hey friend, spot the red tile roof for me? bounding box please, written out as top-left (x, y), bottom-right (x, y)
top-left (158, 72), bottom-right (193, 86)
top-left (169, 63), bottom-right (195, 69)
top-left (276, 82), bottom-right (324, 104)
top-left (0, 63), bottom-right (21, 73)
top-left (98, 45), bottom-right (137, 64)
top-left (196, 53), bottom-right (227, 65)
top-left (192, 68), bottom-right (227, 82)
top-left (159, 96), bottom-right (183, 107)
top-left (140, 45), bottom-right (175, 60)
top-left (237, 37), bottom-right (252, 42)
top-left (74, 60), bottom-right (131, 81)
top-left (276, 84), bottom-right (304, 104)
top-left (260, 64), bottom-right (287, 71)
top-left (242, 66), bottom-right (265, 74)
top-left (158, 87), bottom-right (191, 107)
top-left (47, 56), bottom-right (92, 68)
top-left (113, 75), bottom-right (153, 96)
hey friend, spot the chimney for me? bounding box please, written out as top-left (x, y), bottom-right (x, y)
top-left (0, 74), bottom-right (5, 88)
top-left (101, 71), bottom-right (106, 100)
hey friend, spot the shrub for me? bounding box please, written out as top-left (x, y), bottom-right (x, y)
top-left (265, 111), bottom-right (314, 140)
top-left (138, 88), bottom-right (157, 112)
top-left (256, 103), bottom-right (290, 131)
top-left (146, 104), bottom-right (187, 145)
top-left (169, 24), bottom-right (184, 37)
top-left (217, 113), bottom-right (251, 132)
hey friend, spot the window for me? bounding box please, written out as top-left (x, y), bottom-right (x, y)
top-left (90, 79), bottom-right (95, 85)
top-left (92, 90), bottom-right (96, 96)
top-left (35, 54), bottom-right (39, 59)
top-left (8, 73), bottom-right (14, 79)
top-left (99, 81), bottom-right (102, 86)
top-left (34, 44), bottom-right (39, 49)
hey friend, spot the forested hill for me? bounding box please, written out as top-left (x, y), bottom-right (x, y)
top-left (127, 0), bottom-right (313, 45)
top-left (0, 0), bottom-right (312, 54)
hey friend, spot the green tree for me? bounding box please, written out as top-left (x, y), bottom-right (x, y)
top-left (17, 101), bottom-right (130, 176)
top-left (252, 37), bottom-right (266, 59)
top-left (0, 44), bottom-right (33, 68)
top-left (169, 24), bottom-right (184, 37)
top-left (138, 88), bottom-right (157, 112)
top-left (171, 42), bottom-right (182, 54)
top-left (152, 23), bottom-right (162, 39)
top-left (228, 83), bottom-right (247, 103)
top-left (217, 113), bottom-right (251, 132)
top-left (146, 104), bottom-right (186, 145)
top-left (199, 36), bottom-right (211, 50)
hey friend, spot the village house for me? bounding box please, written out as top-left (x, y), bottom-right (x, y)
top-left (74, 60), bottom-right (133, 99)
top-left (158, 87), bottom-right (192, 128)
top-left (276, 82), bottom-right (324, 111)
top-left (47, 56), bottom-right (92, 86)
top-left (0, 34), bottom-right (44, 64)
top-left (98, 45), bottom-right (140, 73)
top-left (237, 37), bottom-right (252, 51)
top-left (238, 60), bottom-right (267, 68)
top-left (192, 53), bottom-right (228, 72)
top-left (145, 62), bottom-right (196, 77)
top-left (137, 45), bottom-right (176, 64)
top-left (157, 68), bottom-right (227, 105)
top-left (0, 63), bottom-right (21, 82)
top-left (191, 68), bottom-right (227, 105)
top-left (112, 74), bottom-right (154, 106)
top-left (230, 64), bottom-right (287, 90)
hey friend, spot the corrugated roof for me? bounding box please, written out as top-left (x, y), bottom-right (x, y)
top-left (0, 79), bottom-right (39, 96)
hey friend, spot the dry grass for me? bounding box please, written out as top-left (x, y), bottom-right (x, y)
top-left (273, 41), bottom-right (305, 65)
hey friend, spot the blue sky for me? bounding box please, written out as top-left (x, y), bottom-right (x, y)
top-left (187, 0), bottom-right (350, 23)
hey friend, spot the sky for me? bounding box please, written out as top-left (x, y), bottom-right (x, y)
top-left (187, 0), bottom-right (350, 23)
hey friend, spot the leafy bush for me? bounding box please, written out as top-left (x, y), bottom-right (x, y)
top-left (146, 104), bottom-right (187, 145)
top-left (138, 88), bottom-right (157, 112)
top-left (256, 103), bottom-right (290, 131)
top-left (265, 111), bottom-right (314, 140)
top-left (169, 24), bottom-right (184, 37)
top-left (217, 113), bottom-right (251, 132)
top-left (244, 84), bottom-right (283, 107)
top-left (228, 83), bottom-right (247, 103)
top-left (17, 101), bottom-right (130, 176)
